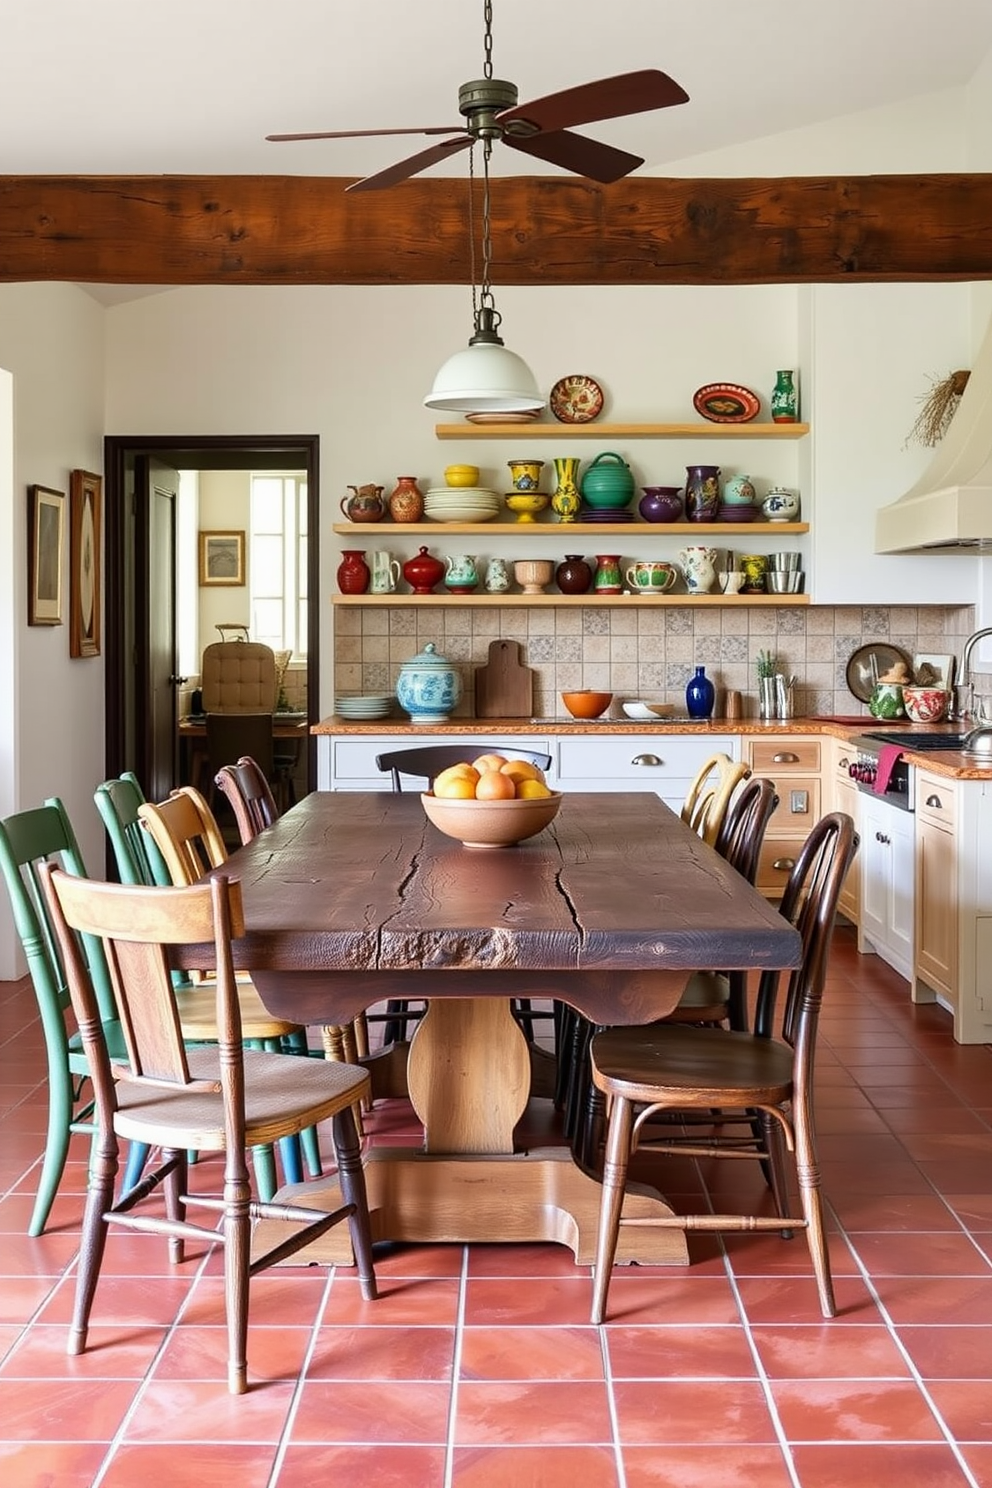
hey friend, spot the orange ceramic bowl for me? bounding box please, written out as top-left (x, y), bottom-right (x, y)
top-left (421, 791), bottom-right (562, 848)
top-left (561, 690), bottom-right (613, 720)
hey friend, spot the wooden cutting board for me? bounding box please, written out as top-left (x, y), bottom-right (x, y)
top-left (474, 639), bottom-right (534, 719)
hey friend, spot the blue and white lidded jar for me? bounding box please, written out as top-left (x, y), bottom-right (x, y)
top-left (396, 642), bottom-right (462, 724)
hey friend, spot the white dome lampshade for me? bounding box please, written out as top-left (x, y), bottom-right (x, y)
top-left (424, 308), bottom-right (545, 414)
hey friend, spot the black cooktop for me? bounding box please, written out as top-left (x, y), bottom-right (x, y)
top-left (864, 731), bottom-right (967, 751)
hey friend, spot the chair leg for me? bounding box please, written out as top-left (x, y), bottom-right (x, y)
top-left (121, 1141), bottom-right (150, 1193)
top-left (795, 1105), bottom-right (836, 1319)
top-left (591, 1092), bottom-right (634, 1325)
top-left (222, 1134), bottom-right (253, 1394)
top-left (30, 1060), bottom-right (75, 1237)
top-left (251, 1143), bottom-right (277, 1201)
top-left (68, 1129), bottom-right (118, 1355)
top-left (332, 1106), bottom-right (377, 1302)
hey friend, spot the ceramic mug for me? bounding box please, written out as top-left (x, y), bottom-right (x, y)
top-left (625, 560), bottom-right (677, 594)
top-left (718, 570), bottom-right (745, 594)
top-left (739, 554), bottom-right (769, 594)
top-left (369, 550), bottom-right (401, 594)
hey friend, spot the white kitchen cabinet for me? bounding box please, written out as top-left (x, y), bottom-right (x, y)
top-left (317, 733), bottom-right (556, 791)
top-left (858, 794), bottom-right (915, 981)
top-left (554, 732), bottom-right (739, 814)
top-left (827, 737), bottom-right (861, 927)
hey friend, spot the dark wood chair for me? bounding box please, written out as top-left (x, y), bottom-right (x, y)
top-left (588, 811), bottom-right (859, 1324)
top-left (373, 744), bottom-right (555, 1045)
top-left (40, 863), bottom-right (376, 1394)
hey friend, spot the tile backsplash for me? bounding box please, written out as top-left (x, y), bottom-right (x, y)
top-left (334, 604), bottom-right (976, 719)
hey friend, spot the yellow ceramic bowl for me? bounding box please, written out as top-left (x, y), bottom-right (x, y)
top-left (561, 690), bottom-right (613, 719)
top-left (505, 491), bottom-right (551, 522)
top-left (444, 463), bottom-right (481, 488)
top-left (421, 791), bottom-right (562, 848)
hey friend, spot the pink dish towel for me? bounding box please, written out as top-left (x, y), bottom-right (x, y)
top-left (873, 744), bottom-right (904, 795)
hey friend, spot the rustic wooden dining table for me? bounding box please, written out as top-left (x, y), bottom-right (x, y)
top-left (178, 789), bottom-right (801, 1267)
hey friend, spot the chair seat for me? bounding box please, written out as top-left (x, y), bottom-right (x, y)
top-left (115, 1045), bottom-right (370, 1149)
top-left (173, 981), bottom-right (302, 1043)
top-left (663, 970), bottom-right (730, 1024)
top-left (591, 1023), bottom-right (795, 1107)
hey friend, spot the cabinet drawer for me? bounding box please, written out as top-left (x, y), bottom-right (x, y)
top-left (767, 778), bottom-right (820, 835)
top-left (755, 837), bottom-right (807, 895)
top-left (915, 771), bottom-right (956, 829)
top-left (749, 738), bottom-right (821, 774)
top-left (557, 733), bottom-right (738, 783)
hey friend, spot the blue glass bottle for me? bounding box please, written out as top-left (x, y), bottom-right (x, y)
top-left (685, 665), bottom-right (715, 720)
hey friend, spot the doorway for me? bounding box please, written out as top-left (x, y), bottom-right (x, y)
top-left (104, 434), bottom-right (320, 807)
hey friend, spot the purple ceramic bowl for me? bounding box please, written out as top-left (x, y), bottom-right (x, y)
top-left (639, 486), bottom-right (684, 523)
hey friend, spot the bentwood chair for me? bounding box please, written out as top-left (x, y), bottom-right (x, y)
top-left (136, 785), bottom-right (325, 1192)
top-left (374, 745), bottom-right (555, 1046)
top-left (0, 799), bottom-right (132, 1235)
top-left (680, 752), bottom-right (752, 847)
top-left (589, 812), bottom-right (859, 1324)
top-left (40, 863), bottom-right (377, 1394)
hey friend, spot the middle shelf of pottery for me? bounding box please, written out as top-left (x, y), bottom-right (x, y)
top-left (332, 521), bottom-right (809, 537)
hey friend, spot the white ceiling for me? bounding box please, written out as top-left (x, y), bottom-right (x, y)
top-left (3, 0), bottom-right (991, 180)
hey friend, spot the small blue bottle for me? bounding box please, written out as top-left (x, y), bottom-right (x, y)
top-left (685, 665), bottom-right (715, 719)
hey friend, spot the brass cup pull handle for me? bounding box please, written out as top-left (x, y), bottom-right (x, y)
top-left (925, 794), bottom-right (943, 809)
top-left (772, 751), bottom-right (800, 764)
top-left (875, 831), bottom-right (890, 845)
top-left (772, 857), bottom-right (795, 872)
top-left (630, 753), bottom-right (661, 767)
top-left (838, 757), bottom-right (850, 769)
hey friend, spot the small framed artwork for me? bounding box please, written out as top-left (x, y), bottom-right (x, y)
top-left (28, 485), bottom-right (66, 626)
top-left (913, 652), bottom-right (955, 690)
top-left (69, 470), bottom-right (102, 657)
top-left (198, 530), bottom-right (245, 587)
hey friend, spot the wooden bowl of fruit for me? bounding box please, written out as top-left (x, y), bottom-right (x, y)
top-left (422, 753), bottom-right (561, 848)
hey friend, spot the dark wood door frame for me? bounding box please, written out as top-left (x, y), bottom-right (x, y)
top-left (103, 433), bottom-right (320, 798)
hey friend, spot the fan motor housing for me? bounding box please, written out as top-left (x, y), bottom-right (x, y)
top-left (458, 78), bottom-right (519, 139)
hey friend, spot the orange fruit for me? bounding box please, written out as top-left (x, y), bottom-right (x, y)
top-left (472, 752), bottom-right (508, 775)
top-left (474, 768), bottom-right (516, 801)
top-left (433, 775), bottom-right (477, 800)
top-left (516, 779), bottom-right (553, 799)
top-left (434, 763), bottom-right (479, 795)
top-left (500, 759), bottom-right (544, 785)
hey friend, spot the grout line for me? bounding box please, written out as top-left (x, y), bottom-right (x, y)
top-left (264, 1265), bottom-right (337, 1487)
top-left (442, 1244), bottom-right (469, 1488)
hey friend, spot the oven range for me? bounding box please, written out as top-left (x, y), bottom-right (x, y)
top-left (847, 731), bottom-right (968, 812)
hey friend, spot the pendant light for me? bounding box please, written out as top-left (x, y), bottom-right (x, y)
top-left (424, 131), bottom-right (544, 414)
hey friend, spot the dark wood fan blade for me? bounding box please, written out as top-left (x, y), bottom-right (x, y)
top-left (267, 125), bottom-right (461, 142)
top-left (499, 70), bottom-right (688, 135)
top-left (346, 135), bottom-right (472, 193)
top-left (506, 130), bottom-right (643, 184)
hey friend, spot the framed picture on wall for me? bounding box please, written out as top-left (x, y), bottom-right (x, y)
top-left (69, 469), bottom-right (102, 657)
top-left (198, 530), bottom-right (245, 587)
top-left (28, 485), bottom-right (66, 626)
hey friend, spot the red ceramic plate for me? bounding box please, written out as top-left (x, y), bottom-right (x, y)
top-left (549, 374), bottom-right (604, 424)
top-left (693, 382), bottom-right (760, 424)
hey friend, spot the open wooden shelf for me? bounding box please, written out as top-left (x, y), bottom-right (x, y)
top-left (333, 521), bottom-right (809, 537)
top-left (434, 422), bottom-right (810, 440)
top-left (331, 592), bottom-right (810, 608)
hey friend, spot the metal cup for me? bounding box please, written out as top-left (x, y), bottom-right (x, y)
top-left (769, 551), bottom-right (803, 571)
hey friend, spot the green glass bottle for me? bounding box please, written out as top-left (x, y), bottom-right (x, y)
top-left (771, 369), bottom-right (798, 423)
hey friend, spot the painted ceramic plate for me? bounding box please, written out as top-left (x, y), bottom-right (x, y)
top-left (464, 409), bottom-right (541, 425)
top-left (845, 643), bottom-right (913, 703)
top-left (549, 374), bottom-right (605, 424)
top-left (692, 382), bottom-right (761, 424)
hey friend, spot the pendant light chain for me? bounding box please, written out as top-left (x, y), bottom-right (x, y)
top-left (468, 145), bottom-right (479, 324)
top-left (483, 0), bottom-right (493, 80)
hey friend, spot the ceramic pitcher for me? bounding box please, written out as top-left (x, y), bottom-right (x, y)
top-left (679, 545), bottom-right (717, 594)
top-left (370, 550), bottom-right (401, 594)
top-left (444, 554), bottom-right (479, 593)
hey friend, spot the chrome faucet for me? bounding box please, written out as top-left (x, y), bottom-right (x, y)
top-left (955, 626), bottom-right (992, 720)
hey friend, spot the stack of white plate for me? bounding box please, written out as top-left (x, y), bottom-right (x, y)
top-left (335, 694), bottom-right (393, 720)
top-left (423, 487), bottom-right (501, 523)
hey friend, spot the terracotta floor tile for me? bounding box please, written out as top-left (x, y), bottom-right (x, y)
top-left (291, 1380), bottom-right (451, 1444)
top-left (153, 1322), bottom-right (313, 1383)
top-left (918, 1160), bottom-right (992, 1195)
top-left (306, 1324), bottom-right (455, 1381)
top-left (277, 1444), bottom-right (448, 1486)
top-left (787, 1443), bottom-right (976, 1487)
top-left (122, 1378), bottom-right (296, 1443)
top-left (722, 1230), bottom-right (856, 1277)
top-left (622, 1444), bottom-right (795, 1487)
top-left (99, 1443), bottom-right (276, 1487)
top-left (848, 1230), bottom-right (992, 1276)
top-left (818, 1160), bottom-right (934, 1195)
top-left (896, 1324), bottom-right (992, 1379)
top-left (0, 1273), bottom-right (65, 1325)
top-left (451, 1444), bottom-right (619, 1487)
top-left (0, 1441), bottom-right (110, 1487)
top-left (459, 1326), bottom-right (604, 1381)
top-left (463, 1277), bottom-right (592, 1327)
top-left (606, 1324), bottom-right (758, 1380)
top-left (0, 1376), bottom-right (140, 1440)
top-left (877, 1276), bottom-right (992, 1325)
top-left (321, 1276), bottom-right (461, 1327)
top-left (959, 1445), bottom-right (992, 1484)
top-left (0, 1321), bottom-right (165, 1380)
top-left (734, 1274), bottom-right (880, 1325)
top-left (367, 1242), bottom-right (465, 1278)
top-left (926, 1379), bottom-right (992, 1439)
top-left (613, 1379), bottom-right (777, 1445)
top-left (770, 1378), bottom-right (945, 1441)
top-left (832, 1192), bottom-right (961, 1232)
top-left (591, 1274), bottom-right (742, 1326)
top-left (37, 1273), bottom-right (193, 1328)
top-left (466, 1243), bottom-right (588, 1278)
top-left (946, 1193), bottom-right (992, 1231)
top-left (751, 1323), bottom-right (912, 1379)
top-left (455, 1380), bottom-right (612, 1445)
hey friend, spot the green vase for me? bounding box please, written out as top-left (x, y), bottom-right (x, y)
top-left (771, 369), bottom-right (798, 423)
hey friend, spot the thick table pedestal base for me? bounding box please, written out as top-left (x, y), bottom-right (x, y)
top-left (253, 1144), bottom-right (689, 1267)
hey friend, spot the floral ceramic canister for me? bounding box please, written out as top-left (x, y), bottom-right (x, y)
top-left (396, 642), bottom-right (461, 724)
top-left (761, 487), bottom-right (801, 522)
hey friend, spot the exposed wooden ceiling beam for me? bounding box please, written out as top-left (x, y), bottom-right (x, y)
top-left (1, 173), bottom-right (990, 286)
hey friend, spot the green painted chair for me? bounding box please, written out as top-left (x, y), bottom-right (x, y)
top-left (0, 797), bottom-right (130, 1236)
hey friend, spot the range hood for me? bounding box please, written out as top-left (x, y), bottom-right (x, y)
top-left (875, 316), bottom-right (992, 553)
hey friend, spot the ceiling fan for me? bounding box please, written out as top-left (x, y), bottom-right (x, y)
top-left (266, 0), bottom-right (689, 192)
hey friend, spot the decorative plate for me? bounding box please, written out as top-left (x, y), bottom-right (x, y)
top-left (692, 382), bottom-right (761, 424)
top-left (549, 374), bottom-right (605, 424)
top-left (845, 643), bottom-right (913, 703)
top-left (464, 409), bottom-right (542, 425)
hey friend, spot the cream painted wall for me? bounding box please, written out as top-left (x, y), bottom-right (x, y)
top-left (197, 469), bottom-right (252, 641)
top-left (0, 282), bottom-right (106, 977)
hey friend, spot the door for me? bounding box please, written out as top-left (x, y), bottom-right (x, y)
top-left (141, 458), bottom-right (181, 801)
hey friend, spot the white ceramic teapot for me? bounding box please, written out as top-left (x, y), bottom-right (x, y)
top-left (679, 545), bottom-right (717, 594)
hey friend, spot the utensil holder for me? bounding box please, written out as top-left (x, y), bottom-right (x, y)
top-left (775, 674), bottom-right (795, 720)
top-left (759, 676), bottom-right (776, 720)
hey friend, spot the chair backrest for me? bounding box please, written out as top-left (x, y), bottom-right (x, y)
top-left (0, 798), bottom-right (118, 1030)
top-left (214, 756), bottom-right (279, 844)
top-left (714, 775), bottom-right (779, 885)
top-left (137, 786), bottom-right (229, 886)
top-left (94, 772), bottom-right (172, 887)
top-left (375, 745), bottom-right (553, 793)
top-left (200, 640), bottom-right (277, 714)
top-left (205, 713), bottom-right (275, 786)
top-left (680, 753), bottom-right (752, 846)
top-left (753, 811), bottom-right (859, 1051)
top-left (41, 865), bottom-right (248, 1149)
